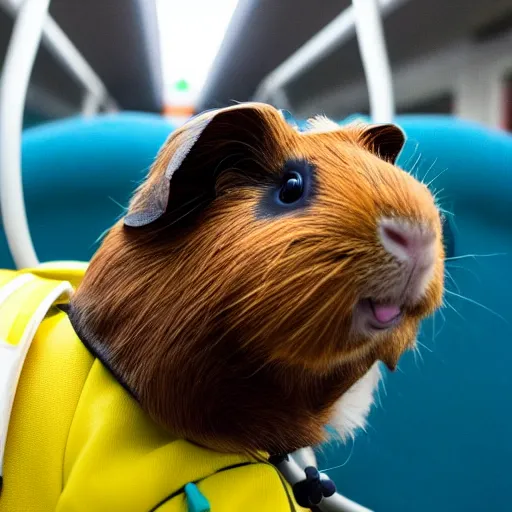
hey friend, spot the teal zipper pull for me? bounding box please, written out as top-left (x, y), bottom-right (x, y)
top-left (184, 483), bottom-right (210, 512)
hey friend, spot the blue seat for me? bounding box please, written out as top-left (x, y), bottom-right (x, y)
top-left (2, 112), bottom-right (510, 511)
top-left (0, 112), bottom-right (175, 268)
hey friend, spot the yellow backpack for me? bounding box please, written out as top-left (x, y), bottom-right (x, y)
top-left (0, 264), bottom-right (304, 512)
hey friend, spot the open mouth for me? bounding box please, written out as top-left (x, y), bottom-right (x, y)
top-left (356, 298), bottom-right (403, 332)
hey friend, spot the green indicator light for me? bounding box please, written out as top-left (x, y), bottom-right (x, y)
top-left (175, 79), bottom-right (190, 92)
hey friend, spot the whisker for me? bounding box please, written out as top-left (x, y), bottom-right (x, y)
top-left (420, 157), bottom-right (438, 185)
top-left (108, 196), bottom-right (128, 211)
top-left (445, 253), bottom-right (506, 261)
top-left (399, 146), bottom-right (416, 171)
top-left (425, 168), bottom-right (447, 189)
top-left (438, 206), bottom-right (454, 217)
top-left (380, 380), bottom-right (387, 407)
top-left (444, 269), bottom-right (460, 293)
top-left (319, 441), bottom-right (355, 473)
top-left (94, 227), bottom-right (111, 246)
top-left (417, 340), bottom-right (433, 353)
top-left (408, 152), bottom-right (423, 178)
top-left (432, 188), bottom-right (445, 200)
top-left (413, 344), bottom-right (424, 366)
top-left (375, 380), bottom-right (384, 408)
top-left (445, 290), bottom-right (508, 323)
top-left (444, 299), bottom-right (465, 321)
top-left (445, 263), bottom-right (481, 283)
top-left (434, 308), bottom-right (447, 340)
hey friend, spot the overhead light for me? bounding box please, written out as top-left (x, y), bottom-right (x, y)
top-left (156, 0), bottom-right (239, 118)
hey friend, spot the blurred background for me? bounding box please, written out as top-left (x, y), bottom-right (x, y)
top-left (0, 1), bottom-right (511, 512)
top-left (0, 0), bottom-right (511, 129)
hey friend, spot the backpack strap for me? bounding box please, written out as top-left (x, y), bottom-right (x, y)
top-left (0, 271), bottom-right (73, 488)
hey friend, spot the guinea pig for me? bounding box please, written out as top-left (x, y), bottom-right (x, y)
top-left (68, 102), bottom-right (444, 456)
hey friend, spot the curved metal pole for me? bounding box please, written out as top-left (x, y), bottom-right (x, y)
top-left (254, 0), bottom-right (405, 107)
top-left (1, 0), bottom-right (117, 112)
top-left (254, 6), bottom-right (359, 103)
top-left (0, 0), bottom-right (50, 268)
top-left (352, 0), bottom-right (395, 123)
top-left (278, 455), bottom-right (374, 512)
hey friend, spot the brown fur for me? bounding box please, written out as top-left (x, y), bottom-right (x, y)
top-left (69, 103), bottom-right (444, 454)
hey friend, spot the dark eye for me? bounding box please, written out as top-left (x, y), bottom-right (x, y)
top-left (255, 159), bottom-right (314, 219)
top-left (279, 171), bottom-right (304, 204)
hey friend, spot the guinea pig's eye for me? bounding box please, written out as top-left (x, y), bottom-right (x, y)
top-left (255, 159), bottom-right (314, 219)
top-left (279, 171), bottom-right (304, 204)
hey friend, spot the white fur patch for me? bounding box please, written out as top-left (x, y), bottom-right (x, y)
top-left (330, 362), bottom-right (382, 441)
top-left (306, 115), bottom-right (341, 133)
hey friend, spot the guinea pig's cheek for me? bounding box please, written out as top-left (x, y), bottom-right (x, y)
top-left (431, 257), bottom-right (446, 309)
top-left (269, 342), bottom-right (343, 372)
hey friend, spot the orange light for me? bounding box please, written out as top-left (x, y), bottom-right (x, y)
top-left (163, 104), bottom-right (195, 117)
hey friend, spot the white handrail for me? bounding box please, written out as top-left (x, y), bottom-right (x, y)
top-left (253, 0), bottom-right (406, 123)
top-left (277, 454), bottom-right (374, 512)
top-left (0, 0), bottom-right (117, 268)
top-left (253, 6), bottom-right (359, 103)
top-left (1, 0), bottom-right (117, 113)
top-left (43, 15), bottom-right (117, 112)
top-left (352, 0), bottom-right (395, 123)
top-left (0, 0), bottom-right (50, 268)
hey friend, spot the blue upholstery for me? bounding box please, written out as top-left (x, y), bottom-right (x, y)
top-left (0, 112), bottom-right (174, 268)
top-left (1, 112), bottom-right (510, 511)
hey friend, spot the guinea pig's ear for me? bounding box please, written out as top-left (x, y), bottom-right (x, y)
top-left (361, 123), bottom-right (406, 164)
top-left (124, 103), bottom-right (282, 228)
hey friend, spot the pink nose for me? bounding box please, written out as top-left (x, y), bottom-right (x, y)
top-left (379, 218), bottom-right (435, 264)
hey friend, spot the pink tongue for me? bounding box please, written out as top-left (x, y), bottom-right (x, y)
top-left (373, 304), bottom-right (401, 323)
